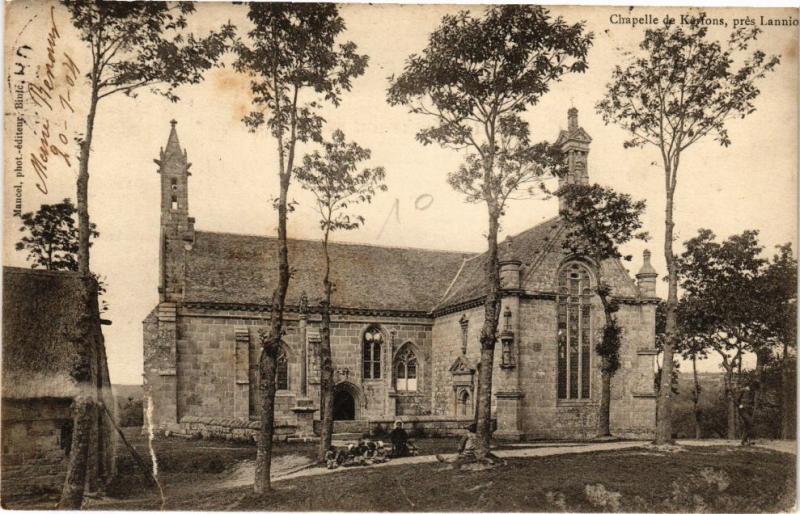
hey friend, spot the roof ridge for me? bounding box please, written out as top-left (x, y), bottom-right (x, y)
top-left (194, 229), bottom-right (478, 256)
top-left (3, 266), bottom-right (81, 278)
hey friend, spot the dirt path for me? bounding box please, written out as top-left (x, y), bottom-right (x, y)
top-left (256, 438), bottom-right (796, 484)
top-left (677, 438), bottom-right (797, 454)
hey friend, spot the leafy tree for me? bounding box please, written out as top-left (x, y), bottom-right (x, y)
top-left (557, 183), bottom-right (648, 437)
top-left (61, 0), bottom-right (231, 276)
top-left (677, 229), bottom-right (771, 439)
top-left (295, 129), bottom-right (386, 461)
top-left (15, 198), bottom-right (98, 271)
top-left (58, 2), bottom-right (230, 507)
top-left (597, 14), bottom-right (779, 444)
top-left (388, 5), bottom-right (592, 459)
top-left (232, 4), bottom-right (367, 493)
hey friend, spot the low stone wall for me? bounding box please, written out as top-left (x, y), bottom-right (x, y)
top-left (1, 399), bottom-right (71, 499)
top-left (314, 417), bottom-right (490, 438)
top-left (171, 416), bottom-right (297, 442)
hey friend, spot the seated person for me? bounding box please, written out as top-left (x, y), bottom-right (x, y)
top-left (436, 423), bottom-right (478, 468)
top-left (389, 420), bottom-right (410, 458)
top-left (371, 441), bottom-right (389, 463)
top-left (324, 448), bottom-right (339, 469)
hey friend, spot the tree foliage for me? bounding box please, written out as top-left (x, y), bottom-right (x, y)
top-left (597, 11), bottom-right (779, 445)
top-left (678, 229), bottom-right (770, 355)
top-left (15, 198), bottom-right (98, 272)
top-left (63, 0), bottom-right (233, 103)
top-left (597, 15), bottom-right (780, 153)
top-left (388, 5), bottom-right (592, 458)
top-left (296, 130), bottom-right (387, 234)
top-left (233, 4), bottom-right (368, 146)
top-left (676, 229), bottom-right (793, 438)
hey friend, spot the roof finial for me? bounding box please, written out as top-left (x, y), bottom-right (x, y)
top-left (170, 119), bottom-right (177, 127)
top-left (568, 107), bottom-right (578, 131)
top-left (164, 119), bottom-right (183, 159)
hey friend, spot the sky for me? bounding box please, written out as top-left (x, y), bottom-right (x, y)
top-left (3, 3), bottom-right (797, 384)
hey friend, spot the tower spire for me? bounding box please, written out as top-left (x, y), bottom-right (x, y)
top-left (155, 119), bottom-right (194, 302)
top-left (164, 119), bottom-right (184, 162)
top-left (555, 108), bottom-right (592, 213)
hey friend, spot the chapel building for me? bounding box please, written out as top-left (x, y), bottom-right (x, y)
top-left (143, 109), bottom-right (659, 441)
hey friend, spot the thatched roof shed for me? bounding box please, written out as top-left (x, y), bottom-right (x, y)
top-left (2, 267), bottom-right (99, 399)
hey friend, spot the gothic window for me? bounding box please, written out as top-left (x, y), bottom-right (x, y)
top-left (276, 347), bottom-right (289, 391)
top-left (557, 262), bottom-right (592, 400)
top-left (362, 327), bottom-right (383, 379)
top-left (394, 345), bottom-right (418, 392)
top-left (171, 195), bottom-right (178, 211)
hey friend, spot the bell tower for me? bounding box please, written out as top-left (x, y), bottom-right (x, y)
top-left (154, 120), bottom-right (194, 303)
top-left (555, 108), bottom-right (592, 213)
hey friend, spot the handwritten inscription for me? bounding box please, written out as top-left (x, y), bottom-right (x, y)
top-left (377, 195), bottom-right (435, 239)
top-left (26, 6), bottom-right (79, 194)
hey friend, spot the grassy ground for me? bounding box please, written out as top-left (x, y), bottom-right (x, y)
top-left (9, 429), bottom-right (794, 512)
top-left (94, 442), bottom-right (794, 512)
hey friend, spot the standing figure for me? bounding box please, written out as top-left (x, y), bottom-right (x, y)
top-left (390, 420), bottom-right (410, 458)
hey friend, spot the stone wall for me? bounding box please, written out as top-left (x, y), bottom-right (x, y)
top-left (515, 296), bottom-right (656, 439)
top-left (1, 398), bottom-right (71, 498)
top-left (431, 294), bottom-right (656, 440)
top-left (144, 305), bottom-right (437, 431)
top-left (172, 416), bottom-right (296, 442)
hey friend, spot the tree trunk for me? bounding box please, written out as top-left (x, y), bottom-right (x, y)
top-left (598, 370), bottom-right (612, 437)
top-left (596, 288), bottom-right (614, 438)
top-left (724, 371), bottom-right (737, 439)
top-left (254, 167), bottom-right (291, 494)
top-left (691, 354), bottom-right (702, 439)
top-left (84, 404), bottom-right (99, 494)
top-left (317, 231), bottom-right (334, 461)
top-left (58, 395), bottom-right (93, 509)
top-left (475, 210), bottom-right (500, 459)
top-left (752, 349), bottom-right (767, 420)
top-left (77, 83), bottom-right (98, 277)
top-left (60, 81), bottom-right (100, 509)
top-left (254, 342), bottom-right (278, 494)
top-left (655, 174), bottom-right (677, 445)
top-left (781, 340), bottom-right (793, 439)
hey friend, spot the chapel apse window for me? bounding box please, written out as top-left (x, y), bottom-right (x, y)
top-left (557, 262), bottom-right (592, 400)
top-left (362, 327), bottom-right (382, 379)
top-left (394, 345), bottom-right (418, 392)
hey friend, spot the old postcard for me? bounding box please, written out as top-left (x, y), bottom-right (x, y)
top-left (2, 1), bottom-right (797, 511)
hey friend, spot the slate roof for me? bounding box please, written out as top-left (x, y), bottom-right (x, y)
top-left (437, 217), bottom-right (564, 309)
top-left (183, 231), bottom-right (474, 313)
top-left (2, 267), bottom-right (92, 399)
top-left (436, 217), bottom-right (643, 311)
top-left (183, 215), bottom-right (643, 315)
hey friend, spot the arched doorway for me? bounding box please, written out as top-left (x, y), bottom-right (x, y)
top-left (333, 388), bottom-right (355, 420)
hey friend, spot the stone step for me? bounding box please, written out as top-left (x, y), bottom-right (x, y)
top-left (287, 435), bottom-right (320, 443)
top-left (332, 432), bottom-right (365, 440)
